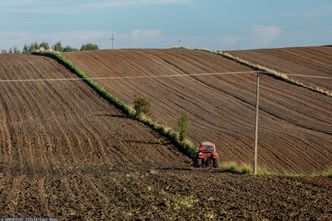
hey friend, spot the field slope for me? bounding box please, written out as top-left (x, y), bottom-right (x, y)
top-left (0, 53), bottom-right (330, 220)
top-left (229, 46), bottom-right (332, 92)
top-left (64, 48), bottom-right (332, 173)
top-left (0, 54), bottom-right (188, 174)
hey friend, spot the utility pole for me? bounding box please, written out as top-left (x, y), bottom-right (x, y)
top-left (254, 71), bottom-right (260, 175)
top-left (111, 34), bottom-right (115, 49)
top-left (178, 40), bottom-right (181, 47)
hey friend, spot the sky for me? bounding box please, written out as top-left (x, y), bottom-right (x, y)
top-left (0, 0), bottom-right (331, 51)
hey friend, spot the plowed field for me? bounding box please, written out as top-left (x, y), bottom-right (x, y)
top-left (0, 170), bottom-right (331, 220)
top-left (0, 53), bottom-right (331, 220)
top-left (0, 54), bottom-right (188, 175)
top-left (229, 46), bottom-right (332, 91)
top-left (64, 48), bottom-right (332, 173)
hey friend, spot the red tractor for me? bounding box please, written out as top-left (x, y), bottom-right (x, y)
top-left (193, 141), bottom-right (219, 168)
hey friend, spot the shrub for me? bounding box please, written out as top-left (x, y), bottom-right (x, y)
top-left (178, 114), bottom-right (190, 142)
top-left (8, 47), bottom-right (20, 54)
top-left (52, 41), bottom-right (64, 52)
top-left (13, 47), bottom-right (20, 54)
top-left (134, 95), bottom-right (150, 118)
top-left (52, 42), bottom-right (78, 52)
top-left (22, 43), bottom-right (36, 53)
top-left (63, 46), bottom-right (78, 52)
top-left (80, 43), bottom-right (99, 51)
top-left (39, 41), bottom-right (50, 50)
top-left (221, 162), bottom-right (252, 174)
top-left (22, 44), bottom-right (29, 54)
top-left (322, 169), bottom-right (332, 179)
top-left (22, 42), bottom-right (42, 53)
top-left (257, 167), bottom-right (277, 176)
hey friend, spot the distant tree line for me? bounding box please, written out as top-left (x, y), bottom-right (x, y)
top-left (2, 41), bottom-right (100, 54)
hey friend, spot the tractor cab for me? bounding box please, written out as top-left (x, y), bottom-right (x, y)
top-left (200, 142), bottom-right (216, 153)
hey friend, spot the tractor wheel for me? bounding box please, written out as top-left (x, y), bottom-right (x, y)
top-left (193, 158), bottom-right (201, 167)
top-left (201, 159), bottom-right (206, 168)
top-left (213, 158), bottom-right (219, 168)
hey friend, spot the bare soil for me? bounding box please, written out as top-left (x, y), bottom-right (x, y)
top-left (0, 170), bottom-right (331, 220)
top-left (0, 54), bottom-right (188, 175)
top-left (64, 48), bottom-right (332, 173)
top-left (229, 46), bottom-right (332, 91)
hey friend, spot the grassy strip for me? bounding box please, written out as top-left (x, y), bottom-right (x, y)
top-left (32, 50), bottom-right (197, 158)
top-left (220, 162), bottom-right (252, 174)
top-left (220, 162), bottom-right (278, 175)
top-left (197, 49), bottom-right (332, 97)
top-left (322, 169), bottom-right (332, 179)
top-left (285, 170), bottom-right (332, 179)
top-left (221, 161), bottom-right (332, 178)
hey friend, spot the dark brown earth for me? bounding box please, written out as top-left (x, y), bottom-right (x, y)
top-left (229, 46), bottom-right (332, 91)
top-left (0, 170), bottom-right (331, 220)
top-left (64, 48), bottom-right (332, 173)
top-left (0, 54), bottom-right (188, 175)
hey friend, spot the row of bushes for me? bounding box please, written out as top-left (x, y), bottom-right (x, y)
top-left (5, 42), bottom-right (100, 54)
top-left (32, 50), bottom-right (197, 158)
top-left (198, 48), bottom-right (331, 97)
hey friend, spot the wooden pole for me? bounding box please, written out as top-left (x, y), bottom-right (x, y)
top-left (254, 72), bottom-right (260, 175)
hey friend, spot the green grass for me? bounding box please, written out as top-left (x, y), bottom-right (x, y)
top-left (257, 167), bottom-right (277, 176)
top-left (197, 49), bottom-right (332, 97)
top-left (33, 50), bottom-right (197, 158)
top-left (220, 162), bottom-right (252, 174)
top-left (284, 170), bottom-right (332, 179)
top-left (221, 162), bottom-right (332, 177)
top-left (220, 162), bottom-right (280, 175)
top-left (322, 169), bottom-right (332, 179)
top-left (283, 172), bottom-right (306, 177)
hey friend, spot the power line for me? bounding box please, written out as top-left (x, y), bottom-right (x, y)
top-left (0, 71), bottom-right (258, 83)
top-left (0, 71), bottom-right (331, 84)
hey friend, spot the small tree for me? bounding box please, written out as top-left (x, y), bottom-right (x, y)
top-left (63, 45), bottom-right (78, 52)
top-left (30, 42), bottom-right (39, 53)
top-left (39, 41), bottom-right (50, 50)
top-left (52, 41), bottom-right (64, 52)
top-left (178, 114), bottom-right (190, 142)
top-left (134, 95), bottom-right (150, 118)
top-left (80, 43), bottom-right (99, 51)
top-left (13, 47), bottom-right (20, 54)
top-left (22, 44), bottom-right (29, 54)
